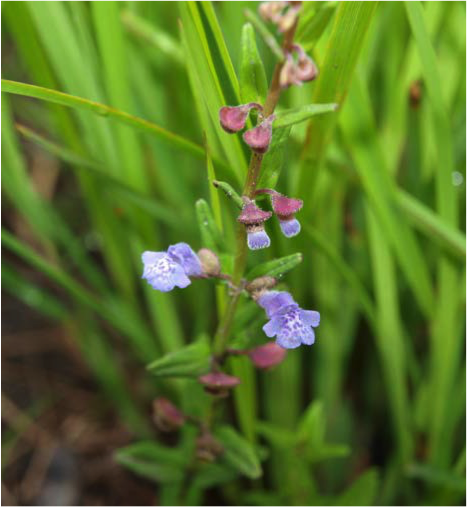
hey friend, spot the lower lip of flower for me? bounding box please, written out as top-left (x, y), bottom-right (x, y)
top-left (246, 224), bottom-right (271, 250)
top-left (278, 215), bottom-right (301, 238)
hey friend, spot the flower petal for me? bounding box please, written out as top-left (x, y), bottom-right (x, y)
top-left (258, 291), bottom-right (296, 318)
top-left (275, 333), bottom-right (301, 349)
top-left (300, 326), bottom-right (315, 346)
top-left (142, 253), bottom-right (190, 292)
top-left (300, 309), bottom-right (320, 327)
top-left (279, 218), bottom-right (301, 238)
top-left (168, 242), bottom-right (202, 277)
top-left (263, 316), bottom-right (282, 338)
top-left (247, 229), bottom-right (271, 250)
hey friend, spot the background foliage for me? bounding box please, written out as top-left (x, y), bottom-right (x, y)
top-left (1, 1), bottom-right (466, 505)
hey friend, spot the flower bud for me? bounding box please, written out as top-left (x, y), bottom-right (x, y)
top-left (279, 55), bottom-right (301, 89)
top-left (152, 397), bottom-right (185, 432)
top-left (219, 103), bottom-right (262, 133)
top-left (243, 115), bottom-right (275, 154)
top-left (277, 3), bottom-right (301, 33)
top-left (198, 372), bottom-right (241, 398)
top-left (246, 276), bottom-right (277, 299)
top-left (248, 342), bottom-right (287, 369)
top-left (197, 248), bottom-right (221, 277)
top-left (196, 432), bottom-right (223, 462)
top-left (259, 1), bottom-right (288, 23)
top-left (294, 44), bottom-right (318, 82)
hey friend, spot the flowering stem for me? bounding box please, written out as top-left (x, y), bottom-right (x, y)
top-left (212, 19), bottom-right (299, 359)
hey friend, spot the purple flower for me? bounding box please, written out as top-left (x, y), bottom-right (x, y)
top-left (258, 291), bottom-right (320, 349)
top-left (271, 193), bottom-right (303, 238)
top-left (237, 198), bottom-right (272, 251)
top-left (142, 242), bottom-right (202, 292)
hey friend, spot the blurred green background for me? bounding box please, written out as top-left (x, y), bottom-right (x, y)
top-left (1, 1), bottom-right (465, 505)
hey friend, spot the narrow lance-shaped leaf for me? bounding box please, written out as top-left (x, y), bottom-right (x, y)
top-left (247, 253), bottom-right (303, 280)
top-left (1, 79), bottom-right (207, 161)
top-left (215, 425), bottom-right (262, 479)
top-left (115, 441), bottom-right (186, 483)
top-left (196, 199), bottom-right (224, 251)
top-left (274, 103), bottom-right (338, 128)
top-left (146, 340), bottom-right (211, 378)
top-left (240, 23), bottom-right (268, 105)
top-left (213, 180), bottom-right (244, 209)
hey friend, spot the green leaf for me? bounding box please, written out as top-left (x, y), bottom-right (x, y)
top-left (2, 264), bottom-right (68, 321)
top-left (256, 421), bottom-right (296, 448)
top-left (1, 79), bottom-right (206, 161)
top-left (115, 441), bottom-right (186, 483)
top-left (215, 425), bottom-right (262, 479)
top-left (274, 103), bottom-right (338, 128)
top-left (297, 1), bottom-right (379, 196)
top-left (336, 469), bottom-right (380, 506)
top-left (397, 189), bottom-right (465, 261)
top-left (243, 8), bottom-right (284, 61)
top-left (146, 339), bottom-right (211, 378)
top-left (296, 2), bottom-right (337, 50)
top-left (240, 23), bottom-right (268, 105)
top-left (213, 180), bottom-right (244, 209)
top-left (247, 253), bottom-right (303, 280)
top-left (196, 199), bottom-right (223, 251)
top-left (405, 462), bottom-right (466, 492)
top-left (191, 462), bottom-right (239, 489)
top-left (258, 126), bottom-right (292, 189)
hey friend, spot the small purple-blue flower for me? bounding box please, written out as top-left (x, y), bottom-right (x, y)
top-left (142, 242), bottom-right (202, 292)
top-left (258, 291), bottom-right (320, 349)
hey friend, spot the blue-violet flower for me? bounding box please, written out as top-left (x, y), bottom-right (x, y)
top-left (258, 291), bottom-right (320, 349)
top-left (142, 242), bottom-right (202, 292)
top-left (271, 192), bottom-right (303, 238)
top-left (237, 199), bottom-right (272, 250)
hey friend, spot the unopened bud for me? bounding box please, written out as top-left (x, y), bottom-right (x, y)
top-left (196, 432), bottom-right (223, 462)
top-left (277, 3), bottom-right (301, 32)
top-left (259, 1), bottom-right (288, 23)
top-left (248, 342), bottom-right (287, 369)
top-left (198, 372), bottom-right (241, 398)
top-left (246, 276), bottom-right (277, 299)
top-left (197, 248), bottom-right (221, 276)
top-left (152, 397), bottom-right (185, 432)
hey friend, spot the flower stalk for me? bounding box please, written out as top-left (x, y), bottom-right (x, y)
top-left (212, 17), bottom-right (299, 358)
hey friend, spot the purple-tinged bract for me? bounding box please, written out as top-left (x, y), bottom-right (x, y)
top-left (219, 103), bottom-right (262, 133)
top-left (243, 115), bottom-right (275, 154)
